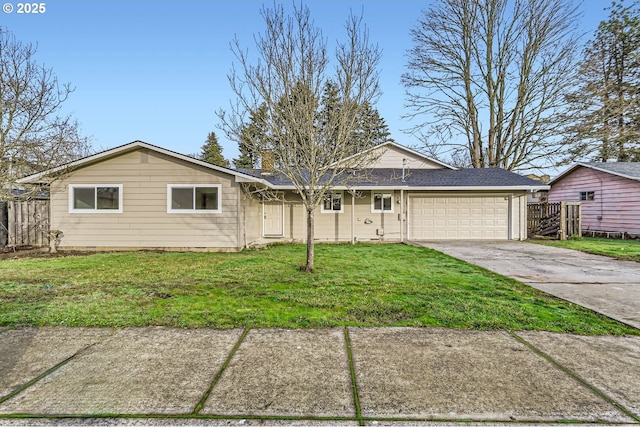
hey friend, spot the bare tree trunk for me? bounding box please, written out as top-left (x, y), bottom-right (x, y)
top-left (304, 208), bottom-right (315, 272)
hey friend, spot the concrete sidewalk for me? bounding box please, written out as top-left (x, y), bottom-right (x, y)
top-left (0, 327), bottom-right (639, 426)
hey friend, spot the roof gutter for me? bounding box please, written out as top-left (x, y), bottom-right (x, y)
top-left (240, 184), bottom-right (550, 191)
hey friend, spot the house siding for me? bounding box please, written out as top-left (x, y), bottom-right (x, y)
top-left (371, 147), bottom-right (445, 169)
top-left (314, 191), bottom-right (402, 242)
top-left (248, 190), bottom-right (528, 244)
top-left (50, 149), bottom-right (242, 250)
top-left (245, 190), bottom-right (402, 245)
top-left (548, 166), bottom-right (640, 234)
top-left (34, 142), bottom-right (537, 250)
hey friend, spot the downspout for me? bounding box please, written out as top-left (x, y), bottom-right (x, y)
top-left (508, 194), bottom-right (513, 240)
top-left (237, 185), bottom-right (246, 249)
top-left (400, 189), bottom-right (404, 243)
top-left (521, 194), bottom-right (526, 240)
top-left (351, 191), bottom-right (355, 244)
top-left (401, 158), bottom-right (406, 243)
top-left (519, 194), bottom-right (523, 241)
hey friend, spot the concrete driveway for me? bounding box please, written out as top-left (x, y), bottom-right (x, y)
top-left (414, 240), bottom-right (640, 329)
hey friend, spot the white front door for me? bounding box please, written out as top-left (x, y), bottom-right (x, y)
top-left (263, 201), bottom-right (284, 236)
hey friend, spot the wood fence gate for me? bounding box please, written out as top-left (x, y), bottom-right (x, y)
top-left (527, 201), bottom-right (581, 240)
top-left (2, 200), bottom-right (50, 247)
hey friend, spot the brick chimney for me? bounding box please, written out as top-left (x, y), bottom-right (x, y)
top-left (261, 151), bottom-right (274, 175)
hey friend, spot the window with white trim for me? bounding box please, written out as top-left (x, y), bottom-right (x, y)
top-left (167, 184), bottom-right (221, 213)
top-left (372, 192), bottom-right (394, 213)
top-left (321, 191), bottom-right (343, 213)
top-left (69, 185), bottom-right (122, 213)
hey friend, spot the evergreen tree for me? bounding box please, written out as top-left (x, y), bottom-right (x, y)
top-left (354, 102), bottom-right (394, 148)
top-left (234, 105), bottom-right (268, 169)
top-left (564, 2), bottom-right (640, 162)
top-left (236, 81), bottom-right (392, 167)
top-left (200, 132), bottom-right (230, 167)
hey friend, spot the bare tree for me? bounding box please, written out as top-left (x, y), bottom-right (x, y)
top-left (0, 27), bottom-right (91, 199)
top-left (402, 0), bottom-right (581, 171)
top-left (218, 3), bottom-right (381, 271)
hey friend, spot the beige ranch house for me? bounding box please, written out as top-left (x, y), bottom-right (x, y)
top-left (19, 141), bottom-right (547, 251)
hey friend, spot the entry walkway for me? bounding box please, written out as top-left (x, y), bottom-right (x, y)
top-left (0, 327), bottom-right (639, 425)
top-left (414, 240), bottom-right (640, 329)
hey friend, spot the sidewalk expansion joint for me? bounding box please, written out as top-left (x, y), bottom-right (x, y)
top-left (0, 338), bottom-right (105, 406)
top-left (192, 327), bottom-right (249, 415)
top-left (344, 326), bottom-right (364, 426)
top-left (4, 413), bottom-right (637, 424)
top-left (509, 331), bottom-right (640, 423)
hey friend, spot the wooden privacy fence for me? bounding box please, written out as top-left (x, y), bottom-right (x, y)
top-left (2, 200), bottom-right (50, 247)
top-left (528, 201), bottom-right (581, 240)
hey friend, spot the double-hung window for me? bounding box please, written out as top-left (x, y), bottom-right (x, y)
top-left (69, 185), bottom-right (122, 213)
top-left (167, 184), bottom-right (221, 213)
top-left (321, 191), bottom-right (343, 213)
top-left (372, 192), bottom-right (394, 213)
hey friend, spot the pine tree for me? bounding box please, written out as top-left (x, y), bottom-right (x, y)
top-left (564, 2), bottom-right (640, 162)
top-left (236, 82), bottom-right (391, 166)
top-left (234, 105), bottom-right (268, 169)
top-left (200, 132), bottom-right (230, 167)
top-left (355, 102), bottom-right (394, 148)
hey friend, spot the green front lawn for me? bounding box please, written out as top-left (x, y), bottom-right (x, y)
top-left (532, 237), bottom-right (640, 263)
top-left (0, 244), bottom-right (636, 335)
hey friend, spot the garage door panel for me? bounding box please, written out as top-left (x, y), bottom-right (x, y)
top-left (409, 195), bottom-right (509, 240)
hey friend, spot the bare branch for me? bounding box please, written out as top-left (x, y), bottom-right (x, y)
top-left (402, 0), bottom-right (581, 171)
top-left (217, 3), bottom-right (382, 271)
top-left (0, 26), bottom-right (91, 199)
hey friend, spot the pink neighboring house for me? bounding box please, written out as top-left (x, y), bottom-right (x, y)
top-left (549, 162), bottom-right (640, 235)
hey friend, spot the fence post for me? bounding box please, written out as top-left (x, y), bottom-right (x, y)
top-left (559, 201), bottom-right (567, 240)
top-left (577, 203), bottom-right (582, 238)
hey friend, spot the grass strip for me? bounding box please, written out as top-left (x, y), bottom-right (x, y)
top-left (0, 413), bottom-right (360, 422)
top-left (1, 413), bottom-right (595, 424)
top-left (343, 327), bottom-right (363, 426)
top-left (509, 331), bottom-right (640, 423)
top-left (192, 327), bottom-right (249, 415)
top-left (531, 237), bottom-right (640, 263)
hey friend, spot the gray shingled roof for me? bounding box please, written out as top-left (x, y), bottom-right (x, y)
top-left (236, 167), bottom-right (544, 188)
top-left (581, 162), bottom-right (640, 180)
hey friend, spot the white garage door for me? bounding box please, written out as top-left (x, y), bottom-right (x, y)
top-left (409, 195), bottom-right (509, 240)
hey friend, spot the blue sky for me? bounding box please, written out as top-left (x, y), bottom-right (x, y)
top-left (2, 0), bottom-right (609, 165)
